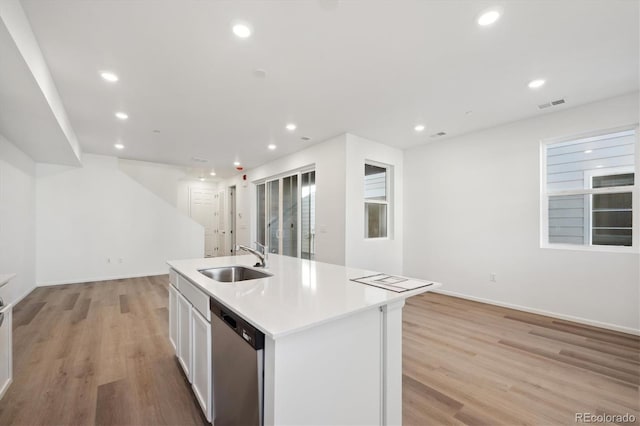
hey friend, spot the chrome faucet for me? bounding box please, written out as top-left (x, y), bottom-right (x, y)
top-left (236, 242), bottom-right (268, 268)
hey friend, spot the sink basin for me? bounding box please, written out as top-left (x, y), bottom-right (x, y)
top-left (199, 266), bottom-right (272, 283)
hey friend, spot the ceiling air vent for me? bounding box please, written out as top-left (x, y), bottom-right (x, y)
top-left (430, 132), bottom-right (447, 138)
top-left (538, 98), bottom-right (566, 110)
top-left (191, 157), bottom-right (208, 163)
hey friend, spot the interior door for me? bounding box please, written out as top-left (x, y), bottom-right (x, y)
top-left (217, 190), bottom-right (226, 256)
top-left (189, 187), bottom-right (216, 257)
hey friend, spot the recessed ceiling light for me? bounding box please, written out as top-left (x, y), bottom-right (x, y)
top-left (268, 144), bottom-right (277, 150)
top-left (596, 165), bottom-right (604, 168)
top-left (199, 177), bottom-right (205, 182)
top-left (414, 124), bottom-right (425, 132)
top-left (584, 150), bottom-right (593, 154)
top-left (100, 71), bottom-right (119, 82)
top-left (232, 23), bottom-right (252, 38)
top-left (528, 79), bottom-right (546, 89)
top-left (286, 123), bottom-right (297, 131)
top-left (210, 171), bottom-right (216, 176)
top-left (114, 143), bottom-right (124, 150)
top-left (477, 9), bottom-right (501, 26)
top-left (233, 161), bottom-right (240, 166)
top-left (115, 112), bottom-right (129, 120)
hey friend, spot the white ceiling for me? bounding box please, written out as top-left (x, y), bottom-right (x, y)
top-left (19, 0), bottom-right (639, 177)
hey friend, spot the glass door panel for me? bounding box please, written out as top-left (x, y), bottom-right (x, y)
top-left (301, 171), bottom-right (316, 260)
top-left (256, 184), bottom-right (266, 246)
top-left (282, 175), bottom-right (298, 257)
top-left (267, 180), bottom-right (280, 254)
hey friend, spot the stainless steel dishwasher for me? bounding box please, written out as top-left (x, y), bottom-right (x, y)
top-left (210, 297), bottom-right (265, 426)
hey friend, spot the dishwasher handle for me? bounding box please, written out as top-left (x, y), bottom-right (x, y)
top-left (221, 312), bottom-right (237, 330)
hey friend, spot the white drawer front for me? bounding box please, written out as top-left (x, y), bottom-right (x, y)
top-left (177, 274), bottom-right (211, 322)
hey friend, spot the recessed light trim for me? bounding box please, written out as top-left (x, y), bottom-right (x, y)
top-left (233, 161), bottom-right (241, 166)
top-left (528, 79), bottom-right (546, 89)
top-left (232, 23), bottom-right (252, 38)
top-left (100, 71), bottom-right (119, 82)
top-left (268, 144), bottom-right (277, 150)
top-left (114, 143), bottom-right (124, 150)
top-left (199, 177), bottom-right (205, 182)
top-left (414, 124), bottom-right (425, 132)
top-left (584, 150), bottom-right (593, 154)
top-left (477, 9), bottom-right (501, 26)
top-left (286, 123), bottom-right (297, 131)
top-left (115, 112), bottom-right (129, 120)
top-left (210, 171), bottom-right (216, 176)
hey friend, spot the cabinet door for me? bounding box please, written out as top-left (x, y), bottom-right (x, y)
top-left (177, 292), bottom-right (192, 382)
top-left (168, 284), bottom-right (178, 352)
top-left (0, 307), bottom-right (12, 399)
top-left (191, 309), bottom-right (212, 422)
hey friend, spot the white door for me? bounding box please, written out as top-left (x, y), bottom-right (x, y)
top-left (217, 190), bottom-right (226, 256)
top-left (177, 292), bottom-right (192, 382)
top-left (191, 309), bottom-right (213, 422)
top-left (168, 284), bottom-right (178, 352)
top-left (189, 187), bottom-right (217, 257)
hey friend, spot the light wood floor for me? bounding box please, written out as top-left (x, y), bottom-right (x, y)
top-left (403, 293), bottom-right (639, 425)
top-left (0, 276), bottom-right (638, 425)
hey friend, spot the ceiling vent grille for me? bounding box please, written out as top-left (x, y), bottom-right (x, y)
top-left (191, 157), bottom-right (208, 163)
top-left (538, 98), bottom-right (566, 109)
top-left (430, 132), bottom-right (447, 138)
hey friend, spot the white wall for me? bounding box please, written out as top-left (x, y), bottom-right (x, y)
top-left (403, 92), bottom-right (640, 333)
top-left (345, 134), bottom-right (403, 274)
top-left (0, 135), bottom-right (36, 306)
top-left (36, 154), bottom-right (204, 285)
top-left (225, 134), bottom-right (347, 266)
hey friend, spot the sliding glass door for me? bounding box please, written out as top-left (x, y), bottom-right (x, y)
top-left (301, 171), bottom-right (316, 260)
top-left (256, 169), bottom-right (314, 258)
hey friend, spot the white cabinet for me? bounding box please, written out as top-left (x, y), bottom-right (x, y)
top-left (168, 269), bottom-right (213, 422)
top-left (169, 284), bottom-right (178, 351)
top-left (0, 306), bottom-right (12, 400)
top-left (177, 292), bottom-right (193, 383)
top-left (191, 308), bottom-right (213, 422)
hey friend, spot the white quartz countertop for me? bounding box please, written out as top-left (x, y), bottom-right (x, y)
top-left (0, 273), bottom-right (15, 289)
top-left (167, 255), bottom-right (440, 339)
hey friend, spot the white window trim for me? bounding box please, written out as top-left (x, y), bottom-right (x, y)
top-left (364, 160), bottom-right (392, 240)
top-left (540, 125), bottom-right (639, 253)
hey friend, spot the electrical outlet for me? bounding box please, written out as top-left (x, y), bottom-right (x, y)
top-left (489, 273), bottom-right (497, 283)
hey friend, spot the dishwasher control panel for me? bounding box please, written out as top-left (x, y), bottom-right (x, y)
top-left (210, 297), bottom-right (265, 350)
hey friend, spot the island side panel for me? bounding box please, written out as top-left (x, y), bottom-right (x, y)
top-left (381, 300), bottom-right (405, 426)
top-left (264, 307), bottom-right (383, 426)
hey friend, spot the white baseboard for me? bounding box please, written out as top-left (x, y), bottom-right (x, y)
top-left (10, 285), bottom-right (36, 308)
top-left (37, 270), bottom-right (170, 287)
top-left (433, 289), bottom-right (640, 336)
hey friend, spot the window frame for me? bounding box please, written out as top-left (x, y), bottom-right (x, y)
top-left (540, 125), bottom-right (639, 253)
top-left (364, 160), bottom-right (392, 240)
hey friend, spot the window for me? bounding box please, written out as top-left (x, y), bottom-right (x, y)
top-left (365, 163), bottom-right (390, 238)
top-left (542, 128), bottom-right (637, 250)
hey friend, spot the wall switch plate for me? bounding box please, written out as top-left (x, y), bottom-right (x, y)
top-left (489, 273), bottom-right (497, 282)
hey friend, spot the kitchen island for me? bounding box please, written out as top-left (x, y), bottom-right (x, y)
top-left (167, 254), bottom-right (440, 425)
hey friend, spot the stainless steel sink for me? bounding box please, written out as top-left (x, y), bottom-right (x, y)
top-left (199, 266), bottom-right (272, 283)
